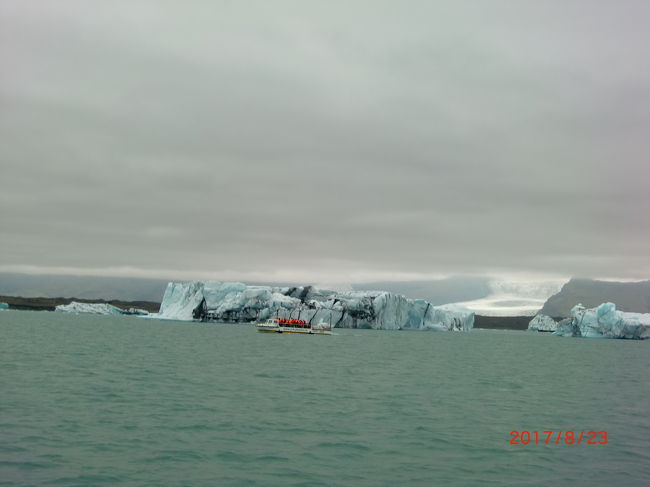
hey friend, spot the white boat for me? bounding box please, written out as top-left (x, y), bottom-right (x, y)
top-left (256, 318), bottom-right (332, 335)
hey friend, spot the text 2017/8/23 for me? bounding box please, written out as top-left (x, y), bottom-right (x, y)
top-left (509, 430), bottom-right (608, 445)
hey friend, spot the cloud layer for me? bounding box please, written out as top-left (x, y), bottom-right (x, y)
top-left (1, 1), bottom-right (649, 282)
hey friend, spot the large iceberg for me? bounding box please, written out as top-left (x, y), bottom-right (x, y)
top-left (0, 302), bottom-right (8, 310)
top-left (155, 281), bottom-right (474, 331)
top-left (527, 314), bottom-right (557, 332)
top-left (55, 301), bottom-right (149, 316)
top-left (554, 302), bottom-right (650, 339)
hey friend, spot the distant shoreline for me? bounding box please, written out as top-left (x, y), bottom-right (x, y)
top-left (473, 315), bottom-right (562, 331)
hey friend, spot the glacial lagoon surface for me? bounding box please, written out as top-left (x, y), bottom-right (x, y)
top-left (1, 310), bottom-right (648, 487)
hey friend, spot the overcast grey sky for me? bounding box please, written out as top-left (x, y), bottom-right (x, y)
top-left (1, 1), bottom-right (649, 283)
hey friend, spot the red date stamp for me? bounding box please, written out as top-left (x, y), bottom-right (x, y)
top-left (509, 430), bottom-right (608, 445)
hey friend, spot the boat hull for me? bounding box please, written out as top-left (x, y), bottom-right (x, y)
top-left (256, 326), bottom-right (331, 335)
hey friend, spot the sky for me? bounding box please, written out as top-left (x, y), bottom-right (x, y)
top-left (1, 1), bottom-right (649, 284)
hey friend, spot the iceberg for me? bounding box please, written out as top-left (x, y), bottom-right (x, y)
top-left (158, 281), bottom-right (206, 320)
top-left (154, 281), bottom-right (474, 331)
top-left (55, 301), bottom-right (149, 316)
top-left (424, 304), bottom-right (475, 332)
top-left (56, 301), bottom-right (125, 315)
top-left (527, 314), bottom-right (557, 332)
top-left (0, 302), bottom-right (8, 310)
top-left (554, 302), bottom-right (650, 339)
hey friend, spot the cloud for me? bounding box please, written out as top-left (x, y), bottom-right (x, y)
top-left (1, 0), bottom-right (649, 282)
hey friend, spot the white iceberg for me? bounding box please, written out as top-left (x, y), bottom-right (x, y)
top-left (158, 281), bottom-right (206, 321)
top-left (0, 302), bottom-right (8, 310)
top-left (54, 301), bottom-right (149, 316)
top-left (154, 281), bottom-right (474, 331)
top-left (527, 314), bottom-right (557, 332)
top-left (55, 301), bottom-right (125, 315)
top-left (554, 302), bottom-right (650, 339)
top-left (424, 303), bottom-right (475, 332)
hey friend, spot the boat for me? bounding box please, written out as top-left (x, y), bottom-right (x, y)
top-left (256, 317), bottom-right (333, 335)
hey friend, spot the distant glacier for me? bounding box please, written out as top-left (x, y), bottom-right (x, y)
top-left (155, 281), bottom-right (474, 331)
top-left (451, 279), bottom-right (564, 316)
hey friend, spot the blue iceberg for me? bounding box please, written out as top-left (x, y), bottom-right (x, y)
top-left (554, 302), bottom-right (650, 339)
top-left (155, 281), bottom-right (474, 331)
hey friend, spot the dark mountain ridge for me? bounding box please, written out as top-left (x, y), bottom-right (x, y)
top-left (540, 278), bottom-right (650, 317)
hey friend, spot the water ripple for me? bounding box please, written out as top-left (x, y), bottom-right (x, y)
top-left (0, 311), bottom-right (648, 487)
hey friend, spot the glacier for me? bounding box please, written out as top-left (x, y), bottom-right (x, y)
top-left (155, 281), bottom-right (474, 331)
top-left (527, 314), bottom-right (557, 332)
top-left (55, 301), bottom-right (149, 316)
top-left (554, 302), bottom-right (650, 339)
top-left (451, 278), bottom-right (565, 316)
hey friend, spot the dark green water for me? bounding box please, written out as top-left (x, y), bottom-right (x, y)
top-left (1, 310), bottom-right (649, 486)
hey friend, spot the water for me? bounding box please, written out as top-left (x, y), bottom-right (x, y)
top-left (1, 310), bottom-right (649, 486)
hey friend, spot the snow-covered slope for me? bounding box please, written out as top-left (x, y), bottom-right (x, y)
top-left (154, 281), bottom-right (474, 331)
top-left (554, 303), bottom-right (650, 339)
top-left (527, 314), bottom-right (557, 332)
